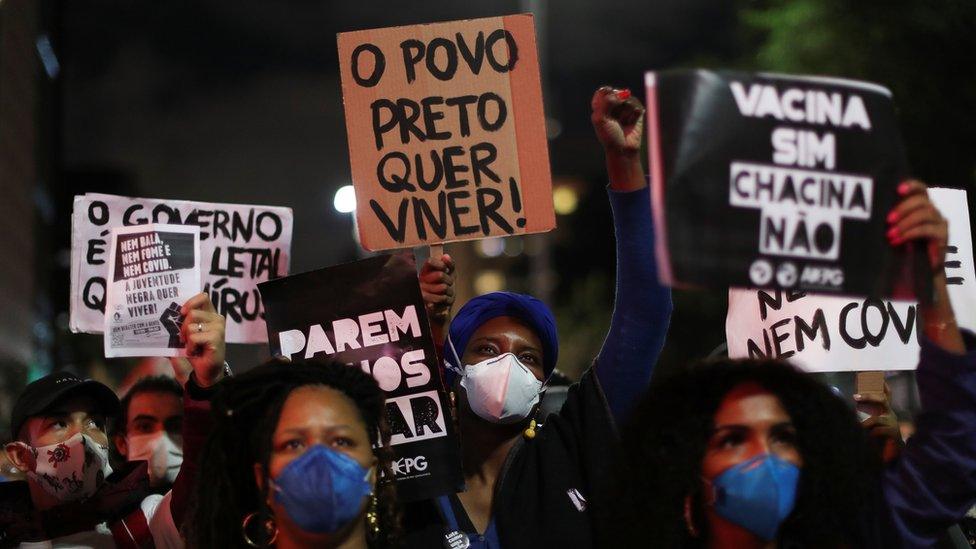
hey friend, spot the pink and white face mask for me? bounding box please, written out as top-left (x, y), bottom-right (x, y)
top-left (26, 432), bottom-right (112, 502)
top-left (460, 353), bottom-right (544, 424)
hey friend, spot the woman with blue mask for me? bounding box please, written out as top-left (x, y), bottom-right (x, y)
top-left (609, 183), bottom-right (976, 548)
top-left (403, 86), bottom-right (673, 548)
top-left (186, 362), bottom-right (400, 548)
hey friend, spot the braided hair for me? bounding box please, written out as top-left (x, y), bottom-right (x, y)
top-left (186, 361), bottom-right (400, 548)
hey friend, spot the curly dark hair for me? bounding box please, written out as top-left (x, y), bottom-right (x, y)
top-left (186, 361), bottom-right (401, 548)
top-left (604, 359), bottom-right (882, 548)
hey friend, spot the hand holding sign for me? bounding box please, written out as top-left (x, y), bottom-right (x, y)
top-left (420, 253), bottom-right (456, 345)
top-left (887, 180), bottom-right (949, 271)
top-left (888, 180), bottom-right (965, 353)
top-left (173, 292), bottom-right (227, 388)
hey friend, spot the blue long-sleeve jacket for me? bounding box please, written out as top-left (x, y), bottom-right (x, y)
top-left (596, 185), bottom-right (673, 423)
top-left (880, 332), bottom-right (976, 548)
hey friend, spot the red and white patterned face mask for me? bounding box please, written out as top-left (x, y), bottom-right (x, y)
top-left (26, 433), bottom-right (112, 502)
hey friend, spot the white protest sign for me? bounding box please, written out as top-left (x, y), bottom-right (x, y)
top-left (71, 193), bottom-right (293, 344)
top-left (727, 187), bottom-right (976, 372)
top-left (104, 224), bottom-right (201, 358)
top-left (936, 187), bottom-right (976, 330)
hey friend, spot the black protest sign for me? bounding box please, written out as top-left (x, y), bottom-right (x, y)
top-left (258, 253), bottom-right (462, 502)
top-left (646, 70), bottom-right (925, 297)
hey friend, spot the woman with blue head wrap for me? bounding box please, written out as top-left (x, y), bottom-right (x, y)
top-left (444, 291), bottom-right (559, 384)
top-left (403, 87), bottom-right (673, 549)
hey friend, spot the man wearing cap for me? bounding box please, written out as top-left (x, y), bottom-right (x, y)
top-left (0, 293), bottom-right (225, 548)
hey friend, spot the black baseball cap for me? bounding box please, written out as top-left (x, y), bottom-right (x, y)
top-left (10, 371), bottom-right (121, 440)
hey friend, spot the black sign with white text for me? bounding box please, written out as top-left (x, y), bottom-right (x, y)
top-left (646, 70), bottom-right (925, 297)
top-left (258, 253), bottom-right (462, 502)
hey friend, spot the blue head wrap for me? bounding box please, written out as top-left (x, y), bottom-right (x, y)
top-left (444, 292), bottom-right (559, 385)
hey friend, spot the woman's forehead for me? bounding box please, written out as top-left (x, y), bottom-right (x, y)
top-left (468, 316), bottom-right (542, 347)
top-left (276, 385), bottom-right (365, 431)
top-left (714, 382), bottom-right (790, 423)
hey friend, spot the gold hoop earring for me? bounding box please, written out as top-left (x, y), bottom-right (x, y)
top-left (242, 510), bottom-right (278, 548)
top-left (365, 493), bottom-right (380, 540)
top-left (683, 494), bottom-right (699, 538)
top-left (449, 391), bottom-right (458, 423)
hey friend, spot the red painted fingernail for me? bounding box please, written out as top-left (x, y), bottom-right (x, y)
top-left (887, 227), bottom-right (899, 239)
top-left (886, 211), bottom-right (898, 223)
top-left (616, 89), bottom-right (631, 100)
top-left (898, 182), bottom-right (910, 195)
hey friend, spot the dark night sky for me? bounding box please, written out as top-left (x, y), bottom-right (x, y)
top-left (59, 0), bottom-right (735, 274)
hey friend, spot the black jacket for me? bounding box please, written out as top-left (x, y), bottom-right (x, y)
top-left (402, 366), bottom-right (618, 548)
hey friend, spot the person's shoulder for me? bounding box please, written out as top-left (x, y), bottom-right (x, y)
top-left (399, 497), bottom-right (446, 549)
top-left (98, 462), bottom-right (152, 522)
top-left (400, 496), bottom-right (439, 526)
top-left (0, 481), bottom-right (31, 516)
top-left (104, 461), bottom-right (148, 494)
top-left (532, 367), bottom-right (615, 443)
top-left (0, 481), bottom-right (37, 546)
top-left (550, 367), bottom-right (605, 415)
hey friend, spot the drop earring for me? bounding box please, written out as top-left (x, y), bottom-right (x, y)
top-left (684, 494), bottom-right (699, 538)
top-left (365, 493), bottom-right (380, 540)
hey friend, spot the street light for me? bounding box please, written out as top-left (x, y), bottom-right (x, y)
top-left (333, 185), bottom-right (356, 214)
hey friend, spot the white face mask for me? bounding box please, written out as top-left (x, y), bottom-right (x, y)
top-left (460, 353), bottom-right (544, 424)
top-left (127, 432), bottom-right (183, 486)
top-left (26, 432), bottom-right (113, 502)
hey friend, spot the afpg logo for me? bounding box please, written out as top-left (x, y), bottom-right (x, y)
top-left (800, 265), bottom-right (844, 288)
top-left (393, 455), bottom-right (428, 476)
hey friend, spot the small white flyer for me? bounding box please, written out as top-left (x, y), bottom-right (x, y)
top-left (104, 224), bottom-right (202, 358)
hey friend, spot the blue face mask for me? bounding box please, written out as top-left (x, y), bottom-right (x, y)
top-left (707, 453), bottom-right (800, 541)
top-left (271, 445), bottom-right (374, 534)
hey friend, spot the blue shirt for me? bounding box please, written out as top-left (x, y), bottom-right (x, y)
top-left (435, 494), bottom-right (501, 549)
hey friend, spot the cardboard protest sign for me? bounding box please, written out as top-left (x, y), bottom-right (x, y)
top-left (70, 193), bottom-right (293, 344)
top-left (104, 224), bottom-right (201, 358)
top-left (726, 187), bottom-right (976, 372)
top-left (646, 70), bottom-right (922, 297)
top-left (338, 14), bottom-right (555, 250)
top-left (258, 253), bottom-right (462, 501)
